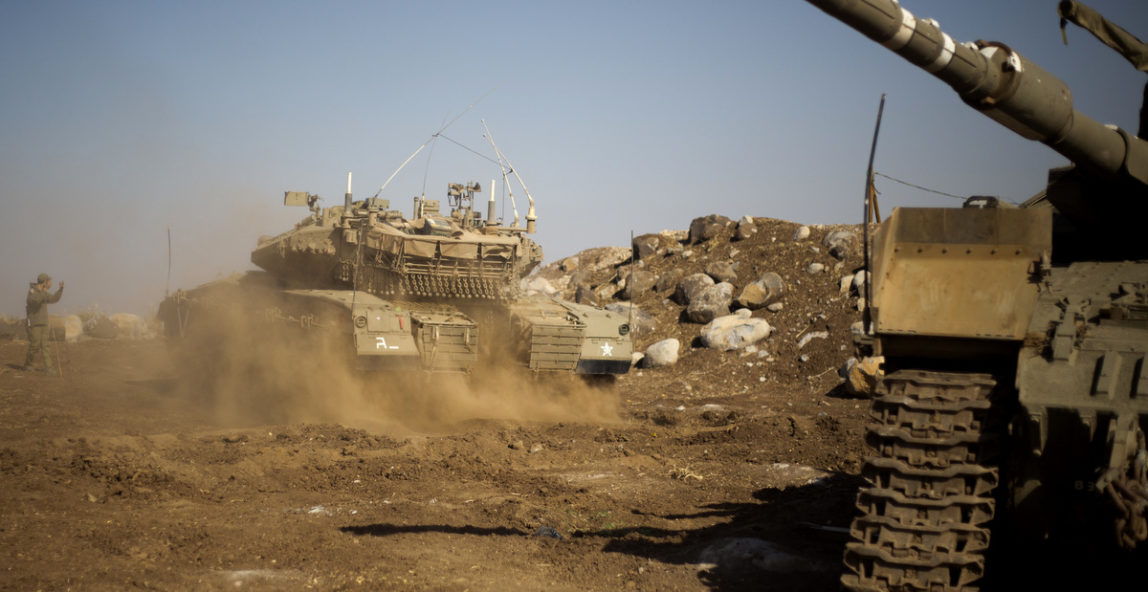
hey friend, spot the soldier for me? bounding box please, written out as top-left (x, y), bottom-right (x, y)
top-left (23, 273), bottom-right (64, 376)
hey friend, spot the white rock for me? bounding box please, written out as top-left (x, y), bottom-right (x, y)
top-left (701, 314), bottom-right (772, 351)
top-left (644, 338), bottom-right (681, 367)
top-left (823, 229), bottom-right (856, 249)
top-left (797, 330), bottom-right (829, 349)
top-left (792, 226), bottom-right (811, 241)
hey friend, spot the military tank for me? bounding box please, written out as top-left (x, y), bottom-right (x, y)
top-left (160, 150), bottom-right (633, 388)
top-left (804, 1), bottom-right (1148, 589)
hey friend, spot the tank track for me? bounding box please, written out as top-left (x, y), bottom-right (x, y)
top-left (842, 370), bottom-right (1003, 592)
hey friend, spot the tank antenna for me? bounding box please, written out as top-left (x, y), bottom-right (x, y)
top-left (166, 226), bottom-right (172, 298)
top-left (862, 94), bottom-right (886, 335)
top-left (482, 119), bottom-right (521, 228)
top-left (484, 120), bottom-right (537, 234)
top-left (349, 170), bottom-right (364, 315)
top-left (374, 90), bottom-right (495, 198)
top-left (629, 230), bottom-right (635, 333)
top-left (488, 177), bottom-right (497, 224)
top-left (345, 171), bottom-right (353, 211)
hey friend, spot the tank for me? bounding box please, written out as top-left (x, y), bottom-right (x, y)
top-left (805, 1), bottom-right (1148, 589)
top-left (159, 161), bottom-right (633, 389)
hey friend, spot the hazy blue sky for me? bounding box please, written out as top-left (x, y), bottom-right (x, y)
top-left (2, 0), bottom-right (1145, 316)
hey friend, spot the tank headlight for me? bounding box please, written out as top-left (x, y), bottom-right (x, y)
top-left (354, 315), bottom-right (368, 328)
top-left (619, 324), bottom-right (630, 336)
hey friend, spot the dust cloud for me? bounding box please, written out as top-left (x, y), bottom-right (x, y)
top-left (163, 279), bottom-right (619, 435)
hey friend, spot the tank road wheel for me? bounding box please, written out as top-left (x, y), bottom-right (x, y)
top-left (842, 370), bottom-right (1005, 592)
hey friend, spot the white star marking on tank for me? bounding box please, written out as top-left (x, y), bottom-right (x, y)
top-left (600, 343), bottom-right (613, 356)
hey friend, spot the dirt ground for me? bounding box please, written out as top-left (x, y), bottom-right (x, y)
top-left (1, 216), bottom-right (876, 591)
top-left (0, 334), bottom-right (869, 592)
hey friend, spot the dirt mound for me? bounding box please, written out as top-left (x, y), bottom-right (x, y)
top-left (537, 216), bottom-right (867, 396)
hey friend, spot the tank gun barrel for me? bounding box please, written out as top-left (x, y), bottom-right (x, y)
top-left (806, 0), bottom-right (1148, 189)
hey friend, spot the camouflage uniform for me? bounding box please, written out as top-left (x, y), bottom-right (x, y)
top-left (24, 273), bottom-right (63, 375)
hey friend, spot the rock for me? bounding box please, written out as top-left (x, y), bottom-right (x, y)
top-left (688, 214), bottom-right (732, 244)
top-left (615, 267), bottom-right (630, 288)
top-left (700, 313), bottom-right (772, 351)
top-left (594, 283), bottom-right (619, 302)
top-left (766, 302), bottom-right (784, 312)
top-left (675, 272), bottom-right (714, 305)
top-left (558, 256), bottom-right (579, 272)
top-left (829, 244), bottom-right (849, 260)
top-left (734, 216), bottom-right (756, 241)
top-left (621, 270), bottom-right (658, 299)
top-left (806, 262), bottom-right (824, 274)
top-left (604, 303), bottom-right (657, 337)
top-left (735, 283), bottom-right (769, 309)
top-left (578, 246), bottom-right (632, 271)
top-left (792, 226), bottom-right (811, 241)
top-left (644, 338), bottom-right (681, 367)
top-left (632, 233), bottom-right (661, 261)
top-left (568, 269), bottom-right (593, 290)
top-left (630, 352), bottom-right (645, 367)
top-left (840, 356), bottom-right (884, 396)
top-left (852, 270), bottom-right (868, 294)
top-left (686, 282), bottom-right (734, 323)
top-left (522, 276), bottom-right (556, 296)
top-left (535, 526), bottom-right (565, 540)
top-left (704, 260), bottom-right (738, 284)
top-left (655, 268), bottom-right (684, 294)
top-left (823, 229), bottom-right (856, 251)
top-left (574, 284), bottom-right (599, 306)
top-left (839, 275), bottom-right (853, 295)
top-left (735, 272), bottom-right (785, 309)
top-left (797, 330), bottom-right (829, 349)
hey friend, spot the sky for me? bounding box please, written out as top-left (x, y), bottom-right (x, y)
top-left (2, 0), bottom-right (1145, 316)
